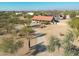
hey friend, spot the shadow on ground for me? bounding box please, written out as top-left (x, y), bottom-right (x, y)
top-left (30, 42), bottom-right (47, 56)
top-left (33, 33), bottom-right (46, 38)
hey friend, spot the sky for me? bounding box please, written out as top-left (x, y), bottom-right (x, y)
top-left (0, 2), bottom-right (79, 11)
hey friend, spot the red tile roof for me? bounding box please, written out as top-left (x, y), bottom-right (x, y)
top-left (32, 16), bottom-right (54, 21)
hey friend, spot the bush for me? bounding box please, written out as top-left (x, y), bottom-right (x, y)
top-left (0, 38), bottom-right (23, 54)
top-left (47, 36), bottom-right (61, 53)
top-left (63, 31), bottom-right (79, 56)
top-left (69, 17), bottom-right (79, 28)
top-left (69, 17), bottom-right (79, 37)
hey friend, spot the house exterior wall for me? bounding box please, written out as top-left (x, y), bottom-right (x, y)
top-left (32, 20), bottom-right (51, 24)
top-left (66, 15), bottom-right (70, 19)
top-left (30, 20), bottom-right (41, 26)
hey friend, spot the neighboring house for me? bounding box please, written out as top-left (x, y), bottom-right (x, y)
top-left (27, 12), bottom-right (34, 15)
top-left (59, 14), bottom-right (64, 20)
top-left (66, 15), bottom-right (70, 19)
top-left (31, 16), bottom-right (54, 25)
top-left (15, 12), bottom-right (22, 15)
top-left (53, 16), bottom-right (60, 24)
top-left (55, 16), bottom-right (60, 20)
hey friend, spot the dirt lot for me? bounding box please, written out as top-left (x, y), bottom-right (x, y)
top-left (0, 19), bottom-right (71, 56)
top-left (33, 19), bottom-right (71, 56)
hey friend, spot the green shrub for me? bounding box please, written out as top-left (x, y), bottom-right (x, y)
top-left (47, 36), bottom-right (61, 53)
top-left (69, 17), bottom-right (79, 37)
top-left (69, 17), bottom-right (79, 28)
top-left (63, 31), bottom-right (79, 56)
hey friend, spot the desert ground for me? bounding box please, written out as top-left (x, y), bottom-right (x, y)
top-left (27, 19), bottom-right (72, 56)
top-left (0, 18), bottom-right (78, 56)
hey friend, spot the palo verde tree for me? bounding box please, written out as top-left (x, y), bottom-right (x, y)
top-left (19, 26), bottom-right (34, 48)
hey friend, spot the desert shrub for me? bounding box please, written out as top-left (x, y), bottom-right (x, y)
top-left (63, 31), bottom-right (79, 56)
top-left (0, 38), bottom-right (23, 54)
top-left (69, 17), bottom-right (79, 37)
top-left (69, 17), bottom-right (79, 28)
top-left (47, 36), bottom-right (61, 54)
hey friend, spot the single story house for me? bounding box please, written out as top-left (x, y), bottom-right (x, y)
top-left (31, 16), bottom-right (54, 25)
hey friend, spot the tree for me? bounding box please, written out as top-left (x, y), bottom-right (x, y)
top-left (19, 26), bottom-right (34, 48)
top-left (25, 18), bottom-right (32, 26)
top-left (0, 12), bottom-right (18, 33)
top-left (0, 38), bottom-right (23, 55)
top-left (63, 11), bottom-right (77, 18)
top-left (47, 36), bottom-right (61, 55)
top-left (70, 11), bottom-right (76, 18)
top-left (4, 23), bottom-right (14, 33)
